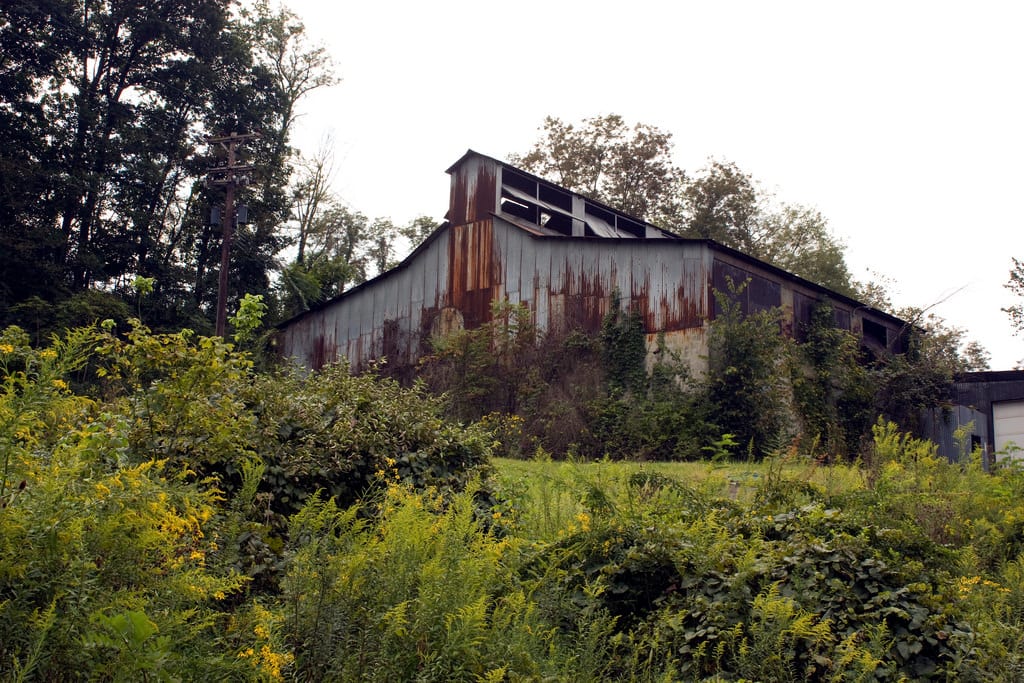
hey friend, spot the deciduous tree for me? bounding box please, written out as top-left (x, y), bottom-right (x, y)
top-left (510, 115), bottom-right (685, 223)
top-left (0, 0), bottom-right (336, 335)
top-left (681, 158), bottom-right (760, 249)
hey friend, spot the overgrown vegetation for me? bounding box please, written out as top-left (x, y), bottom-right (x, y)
top-left (0, 321), bottom-right (491, 679)
top-left (4, 320), bottom-right (1024, 680)
top-left (423, 284), bottom-right (971, 464)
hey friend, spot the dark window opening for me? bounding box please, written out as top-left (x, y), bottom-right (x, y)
top-left (833, 308), bottom-right (851, 331)
top-left (585, 203), bottom-right (615, 224)
top-left (538, 183), bottom-right (573, 212)
top-left (792, 292), bottom-right (815, 342)
top-left (617, 216), bottom-right (646, 238)
top-left (862, 318), bottom-right (888, 349)
top-left (749, 276), bottom-right (781, 313)
top-left (711, 260), bottom-right (781, 319)
top-left (712, 261), bottom-right (749, 317)
top-left (503, 168), bottom-right (536, 196)
top-left (542, 211), bottom-right (573, 235)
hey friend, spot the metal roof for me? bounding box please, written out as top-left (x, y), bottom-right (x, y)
top-left (277, 151), bottom-right (908, 332)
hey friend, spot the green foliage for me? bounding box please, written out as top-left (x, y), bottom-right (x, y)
top-left (4, 291), bottom-right (133, 347)
top-left (97, 321), bottom-right (259, 474)
top-left (0, 332), bottom-right (253, 680)
top-left (0, 323), bottom-right (497, 679)
top-left (705, 283), bottom-right (793, 459)
top-left (0, 0), bottom-right (336, 334)
top-left (752, 204), bottom-right (857, 296)
top-left (581, 301), bottom-right (715, 461)
top-left (599, 292), bottom-right (646, 393)
top-left (229, 293), bottom-right (268, 347)
top-left (281, 485), bottom-right (564, 681)
top-left (489, 452), bottom-right (994, 680)
top-left (873, 308), bottom-right (990, 438)
top-left (510, 114), bottom-right (685, 223)
top-left (423, 299), bottom-right (543, 422)
top-left (793, 300), bottom-right (877, 459)
top-left (244, 362), bottom-right (494, 520)
top-left (11, 317), bottom-right (1024, 679)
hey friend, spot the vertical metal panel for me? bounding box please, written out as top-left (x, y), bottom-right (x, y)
top-left (354, 288), bottom-right (369, 339)
top-left (649, 250), bottom-right (668, 330)
top-left (492, 223), bottom-right (508, 303)
top-left (341, 293), bottom-right (358, 351)
top-left (446, 219), bottom-right (500, 328)
top-left (565, 241), bottom-right (584, 297)
top-left (505, 222), bottom-right (523, 301)
top-left (371, 272), bottom-right (385, 338)
top-left (422, 233), bottom-right (440, 309)
top-left (448, 155), bottom-right (498, 226)
top-left (434, 230), bottom-right (449, 309)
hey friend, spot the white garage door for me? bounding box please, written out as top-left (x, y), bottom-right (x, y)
top-left (994, 401), bottom-right (1024, 458)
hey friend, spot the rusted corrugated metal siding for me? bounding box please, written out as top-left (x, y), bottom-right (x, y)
top-left (277, 229), bottom-right (454, 371)
top-left (446, 219), bottom-right (501, 328)
top-left (278, 150), bottom-right (914, 376)
top-left (448, 154), bottom-right (497, 226)
top-left (284, 208), bottom-right (888, 373)
top-left (491, 216), bottom-right (709, 336)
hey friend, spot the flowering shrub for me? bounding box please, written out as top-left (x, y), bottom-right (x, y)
top-left (5, 321), bottom-right (1024, 679)
top-left (0, 323), bottom-right (494, 680)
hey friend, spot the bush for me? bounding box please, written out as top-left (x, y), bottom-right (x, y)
top-left (0, 322), bottom-right (497, 677)
top-left (242, 362), bottom-right (494, 520)
top-left (0, 327), bottom-right (255, 680)
top-left (281, 485), bottom-right (564, 681)
top-left (8, 320), bottom-right (1024, 680)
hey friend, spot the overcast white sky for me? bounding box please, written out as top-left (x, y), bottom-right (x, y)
top-left (286, 0), bottom-right (1024, 369)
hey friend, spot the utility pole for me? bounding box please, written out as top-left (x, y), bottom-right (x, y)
top-left (206, 131), bottom-right (260, 338)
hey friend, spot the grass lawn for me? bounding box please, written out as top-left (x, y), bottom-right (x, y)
top-left (491, 455), bottom-right (866, 542)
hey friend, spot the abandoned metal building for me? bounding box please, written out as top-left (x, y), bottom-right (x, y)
top-left (277, 150), bottom-right (909, 378)
top-left (923, 370), bottom-right (1024, 463)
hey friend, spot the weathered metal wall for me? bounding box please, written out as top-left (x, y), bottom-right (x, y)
top-left (278, 210), bottom-right (908, 377)
top-left (277, 215), bottom-right (716, 372)
top-left (446, 220), bottom-right (501, 328)
top-left (277, 151), bottom-right (907, 375)
top-left (277, 228), bottom-right (453, 371)
top-left (921, 404), bottom-right (989, 464)
top-left (447, 153), bottom-right (497, 226)
top-left (489, 215), bottom-right (708, 335)
top-left (927, 371), bottom-right (1024, 462)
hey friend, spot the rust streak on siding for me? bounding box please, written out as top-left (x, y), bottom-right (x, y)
top-left (446, 219), bottom-right (502, 328)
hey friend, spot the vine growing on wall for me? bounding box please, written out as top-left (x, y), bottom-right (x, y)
top-left (704, 281), bottom-right (792, 459)
top-left (600, 291), bottom-right (647, 393)
top-left (792, 301), bottom-right (877, 459)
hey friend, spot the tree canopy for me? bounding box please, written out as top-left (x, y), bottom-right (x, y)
top-left (509, 115), bottom-right (685, 225)
top-left (0, 0), bottom-right (334, 335)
